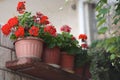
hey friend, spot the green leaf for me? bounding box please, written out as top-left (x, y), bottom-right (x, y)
top-left (97, 18), bottom-right (106, 27)
top-left (10, 34), bottom-right (16, 40)
top-left (97, 17), bottom-right (104, 22)
top-left (98, 27), bottom-right (108, 34)
top-left (99, 8), bottom-right (109, 15)
top-left (96, 14), bottom-right (101, 18)
top-left (96, 2), bottom-right (103, 11)
top-left (110, 54), bottom-right (116, 60)
top-left (101, 0), bottom-right (107, 3)
top-left (113, 18), bottom-right (120, 25)
top-left (106, 45), bottom-right (117, 53)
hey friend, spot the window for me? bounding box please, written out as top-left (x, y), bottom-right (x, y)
top-left (78, 0), bottom-right (97, 44)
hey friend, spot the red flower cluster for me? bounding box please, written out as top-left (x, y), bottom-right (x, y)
top-left (15, 26), bottom-right (24, 37)
top-left (1, 24), bottom-right (11, 35)
top-left (33, 12), bottom-right (49, 25)
top-left (44, 25), bottom-right (56, 36)
top-left (60, 25), bottom-right (71, 32)
top-left (29, 26), bottom-right (39, 36)
top-left (79, 34), bottom-right (87, 40)
top-left (17, 1), bottom-right (26, 14)
top-left (8, 17), bottom-right (19, 27)
top-left (78, 34), bottom-right (88, 49)
top-left (1, 17), bottom-right (19, 36)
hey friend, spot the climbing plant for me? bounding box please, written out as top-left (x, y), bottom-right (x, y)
top-left (95, 0), bottom-right (120, 65)
top-left (89, 0), bottom-right (120, 80)
top-left (96, 0), bottom-right (120, 35)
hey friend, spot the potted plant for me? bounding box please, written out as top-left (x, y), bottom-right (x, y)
top-left (42, 25), bottom-right (61, 67)
top-left (58, 25), bottom-right (79, 72)
top-left (1, 1), bottom-right (50, 60)
top-left (74, 34), bottom-right (91, 80)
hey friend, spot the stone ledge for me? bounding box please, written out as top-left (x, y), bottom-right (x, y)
top-left (6, 58), bottom-right (80, 80)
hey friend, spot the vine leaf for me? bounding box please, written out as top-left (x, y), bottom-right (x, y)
top-left (97, 18), bottom-right (106, 27)
top-left (99, 8), bottom-right (109, 15)
top-left (101, 0), bottom-right (107, 3)
top-left (98, 27), bottom-right (108, 34)
top-left (113, 18), bottom-right (120, 25)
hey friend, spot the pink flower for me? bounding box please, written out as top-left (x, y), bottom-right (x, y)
top-left (33, 12), bottom-right (49, 25)
top-left (81, 43), bottom-right (88, 48)
top-left (60, 25), bottom-right (71, 32)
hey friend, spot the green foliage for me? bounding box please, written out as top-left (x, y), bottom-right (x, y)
top-left (89, 0), bottom-right (120, 79)
top-left (98, 27), bottom-right (108, 34)
top-left (95, 0), bottom-right (110, 34)
top-left (96, 0), bottom-right (120, 35)
top-left (18, 12), bottom-right (34, 27)
top-left (89, 38), bottom-right (120, 80)
top-left (75, 49), bottom-right (91, 67)
top-left (42, 33), bottom-right (62, 48)
top-left (58, 32), bottom-right (79, 55)
top-left (10, 34), bottom-right (17, 40)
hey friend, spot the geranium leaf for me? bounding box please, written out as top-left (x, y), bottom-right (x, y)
top-left (10, 34), bottom-right (16, 40)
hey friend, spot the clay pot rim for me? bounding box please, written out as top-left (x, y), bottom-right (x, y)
top-left (14, 36), bottom-right (44, 45)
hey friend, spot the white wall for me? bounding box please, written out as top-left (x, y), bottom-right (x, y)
top-left (0, 0), bottom-right (79, 38)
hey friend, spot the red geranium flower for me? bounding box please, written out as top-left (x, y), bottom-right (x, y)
top-left (44, 25), bottom-right (56, 36)
top-left (8, 17), bottom-right (19, 28)
top-left (17, 1), bottom-right (26, 14)
top-left (40, 16), bottom-right (49, 25)
top-left (79, 34), bottom-right (87, 40)
top-left (15, 26), bottom-right (24, 37)
top-left (29, 26), bottom-right (39, 36)
top-left (81, 43), bottom-right (88, 48)
top-left (1, 24), bottom-right (11, 35)
top-left (60, 25), bottom-right (71, 32)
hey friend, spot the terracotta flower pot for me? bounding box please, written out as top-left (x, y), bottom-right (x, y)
top-left (60, 52), bottom-right (75, 72)
top-left (43, 46), bottom-right (60, 67)
top-left (14, 37), bottom-right (44, 59)
top-left (75, 63), bottom-right (91, 80)
top-left (75, 66), bottom-right (84, 78)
